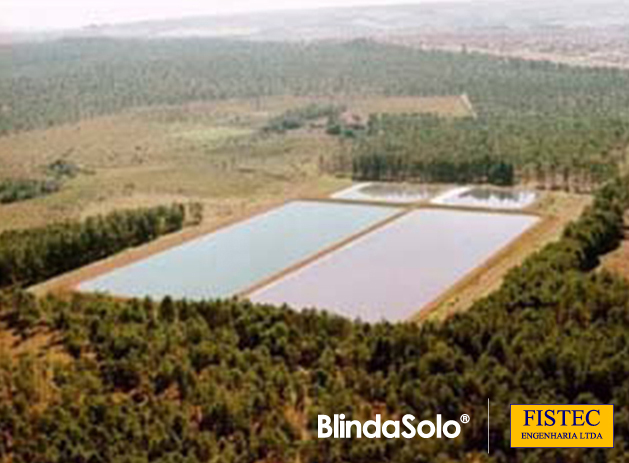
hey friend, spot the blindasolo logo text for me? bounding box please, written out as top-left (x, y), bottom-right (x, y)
top-left (318, 414), bottom-right (468, 439)
top-left (511, 405), bottom-right (614, 448)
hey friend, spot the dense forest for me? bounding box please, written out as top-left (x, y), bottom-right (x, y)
top-left (3, 39), bottom-right (629, 134)
top-left (3, 39), bottom-right (629, 188)
top-left (0, 203), bottom-right (202, 289)
top-left (346, 114), bottom-right (628, 188)
top-left (1, 176), bottom-right (628, 462)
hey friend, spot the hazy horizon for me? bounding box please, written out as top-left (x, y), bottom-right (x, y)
top-left (1, 0), bottom-right (484, 32)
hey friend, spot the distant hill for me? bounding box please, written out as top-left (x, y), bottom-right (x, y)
top-left (59, 1), bottom-right (629, 41)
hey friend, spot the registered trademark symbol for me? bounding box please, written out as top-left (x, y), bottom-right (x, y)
top-left (460, 414), bottom-right (470, 424)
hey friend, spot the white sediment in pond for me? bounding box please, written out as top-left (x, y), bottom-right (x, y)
top-left (332, 182), bottom-right (443, 204)
top-left (431, 187), bottom-right (537, 210)
top-left (430, 186), bottom-right (473, 205)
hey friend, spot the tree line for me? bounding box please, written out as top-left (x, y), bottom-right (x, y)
top-left (4, 38), bottom-right (629, 188)
top-left (3, 39), bottom-right (629, 134)
top-left (0, 160), bottom-right (81, 204)
top-left (1, 175), bottom-right (628, 462)
top-left (0, 203), bottom-right (202, 289)
top-left (0, 178), bottom-right (61, 204)
top-left (341, 113), bottom-right (628, 189)
top-left (263, 103), bottom-right (344, 133)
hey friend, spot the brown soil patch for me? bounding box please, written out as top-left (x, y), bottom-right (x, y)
top-left (602, 238), bottom-right (629, 281)
top-left (0, 321), bottom-right (70, 365)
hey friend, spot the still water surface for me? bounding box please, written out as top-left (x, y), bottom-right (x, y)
top-left (250, 209), bottom-right (539, 322)
top-left (432, 187), bottom-right (537, 209)
top-left (79, 201), bottom-right (399, 300)
top-left (333, 182), bottom-right (442, 203)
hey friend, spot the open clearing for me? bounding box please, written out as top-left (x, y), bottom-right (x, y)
top-left (0, 99), bottom-right (345, 231)
top-left (602, 240), bottom-right (629, 280)
top-left (602, 212), bottom-right (629, 281)
top-left (0, 95), bottom-right (470, 232)
top-left (343, 94), bottom-right (474, 118)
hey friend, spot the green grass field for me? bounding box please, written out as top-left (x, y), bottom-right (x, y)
top-left (0, 95), bottom-right (471, 231)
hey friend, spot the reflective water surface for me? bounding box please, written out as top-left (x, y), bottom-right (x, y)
top-left (250, 209), bottom-right (539, 322)
top-left (333, 182), bottom-right (442, 203)
top-left (432, 187), bottom-right (537, 209)
top-left (79, 201), bottom-right (399, 300)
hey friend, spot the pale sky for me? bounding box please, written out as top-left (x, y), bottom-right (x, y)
top-left (0, 0), bottom-right (475, 31)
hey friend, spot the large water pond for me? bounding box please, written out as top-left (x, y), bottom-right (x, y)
top-left (332, 182), bottom-right (442, 204)
top-left (250, 209), bottom-right (539, 322)
top-left (79, 201), bottom-right (399, 300)
top-left (431, 187), bottom-right (537, 210)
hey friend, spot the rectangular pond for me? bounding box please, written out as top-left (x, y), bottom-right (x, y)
top-left (431, 187), bottom-right (537, 210)
top-left (332, 182), bottom-right (442, 204)
top-left (250, 209), bottom-right (539, 323)
top-left (79, 201), bottom-right (400, 300)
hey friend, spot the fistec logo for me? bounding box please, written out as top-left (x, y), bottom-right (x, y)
top-left (511, 404), bottom-right (614, 448)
